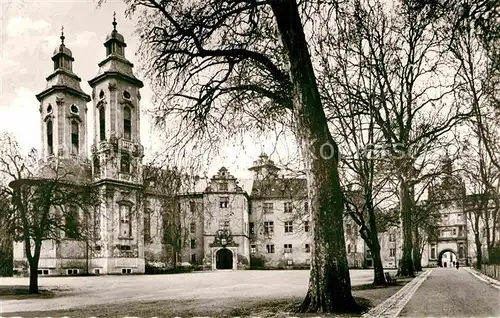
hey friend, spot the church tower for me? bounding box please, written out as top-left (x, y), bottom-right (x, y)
top-left (89, 14), bottom-right (144, 183)
top-left (36, 28), bottom-right (91, 161)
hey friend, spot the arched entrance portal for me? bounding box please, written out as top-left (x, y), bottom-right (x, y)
top-left (216, 248), bottom-right (233, 269)
top-left (438, 249), bottom-right (457, 268)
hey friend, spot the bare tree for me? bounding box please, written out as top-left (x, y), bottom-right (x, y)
top-left (0, 133), bottom-right (99, 293)
top-left (98, 0), bottom-right (362, 312)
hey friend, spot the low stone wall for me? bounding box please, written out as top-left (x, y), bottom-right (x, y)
top-left (480, 264), bottom-right (500, 281)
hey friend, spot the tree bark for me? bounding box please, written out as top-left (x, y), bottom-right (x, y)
top-left (270, 0), bottom-right (358, 313)
top-left (367, 203), bottom-right (385, 285)
top-left (474, 232), bottom-right (483, 269)
top-left (399, 178), bottom-right (415, 277)
top-left (28, 260), bottom-right (39, 294)
top-left (413, 226), bottom-right (422, 271)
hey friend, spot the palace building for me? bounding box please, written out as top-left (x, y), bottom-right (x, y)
top-left (12, 19), bottom-right (495, 277)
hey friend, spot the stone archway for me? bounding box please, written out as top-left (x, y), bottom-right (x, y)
top-left (438, 249), bottom-right (457, 268)
top-left (216, 248), bottom-right (233, 270)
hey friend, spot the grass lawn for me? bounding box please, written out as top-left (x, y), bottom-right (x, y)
top-left (2, 278), bottom-right (413, 317)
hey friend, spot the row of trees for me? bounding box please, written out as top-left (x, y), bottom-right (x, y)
top-left (111, 0), bottom-right (498, 313)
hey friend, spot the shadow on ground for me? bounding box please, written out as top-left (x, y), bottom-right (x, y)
top-left (4, 279), bottom-right (412, 317)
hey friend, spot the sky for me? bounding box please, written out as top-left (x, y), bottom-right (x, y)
top-left (0, 0), bottom-right (296, 180)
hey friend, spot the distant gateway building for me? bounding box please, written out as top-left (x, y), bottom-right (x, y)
top-left (12, 20), bottom-right (488, 276)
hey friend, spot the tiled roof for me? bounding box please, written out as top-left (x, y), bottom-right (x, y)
top-left (251, 177), bottom-right (307, 199)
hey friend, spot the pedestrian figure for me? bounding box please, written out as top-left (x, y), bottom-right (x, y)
top-left (456, 260), bottom-right (459, 270)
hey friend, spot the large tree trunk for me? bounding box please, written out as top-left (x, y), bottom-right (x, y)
top-left (367, 203), bottom-right (385, 285)
top-left (371, 244), bottom-right (386, 285)
top-left (28, 260), bottom-right (39, 294)
top-left (270, 0), bottom-right (357, 313)
top-left (413, 226), bottom-right (422, 271)
top-left (399, 178), bottom-right (415, 277)
top-left (475, 234), bottom-right (483, 269)
top-left (27, 241), bottom-right (41, 294)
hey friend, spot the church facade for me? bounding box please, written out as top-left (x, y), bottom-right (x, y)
top-left (12, 20), bottom-right (493, 277)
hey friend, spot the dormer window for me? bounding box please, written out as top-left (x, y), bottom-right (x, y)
top-left (47, 104), bottom-right (53, 114)
top-left (123, 106), bottom-right (131, 140)
top-left (99, 90), bottom-right (105, 99)
top-left (70, 104), bottom-right (79, 114)
top-left (123, 91), bottom-right (131, 99)
top-left (219, 182), bottom-right (228, 192)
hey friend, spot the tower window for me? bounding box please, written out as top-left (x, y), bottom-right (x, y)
top-left (123, 91), bottom-right (131, 99)
top-left (99, 106), bottom-right (106, 141)
top-left (47, 120), bottom-right (53, 155)
top-left (93, 156), bottom-right (100, 176)
top-left (47, 104), bottom-right (52, 114)
top-left (99, 90), bottom-right (105, 99)
top-left (70, 104), bottom-right (79, 114)
top-left (71, 121), bottom-right (79, 155)
top-left (121, 153), bottom-right (130, 173)
top-left (124, 106), bottom-right (131, 140)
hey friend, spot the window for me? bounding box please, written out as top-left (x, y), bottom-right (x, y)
top-left (191, 254), bottom-right (197, 263)
top-left (67, 269), bottom-right (79, 275)
top-left (120, 245), bottom-right (131, 251)
top-left (266, 244), bottom-right (275, 253)
top-left (264, 221), bottom-right (274, 235)
top-left (459, 245), bottom-right (465, 259)
top-left (458, 225), bottom-right (464, 236)
top-left (224, 220), bottom-right (230, 227)
top-left (189, 201), bottom-right (196, 213)
top-left (71, 121), bottom-right (79, 154)
top-left (452, 228), bottom-right (457, 236)
top-left (70, 104), bottom-right (78, 114)
top-left (123, 90), bottom-right (131, 99)
top-left (99, 90), bottom-right (105, 99)
top-left (93, 205), bottom-right (101, 241)
top-left (121, 153), bottom-right (130, 173)
top-left (121, 268), bottom-right (132, 274)
top-left (190, 222), bottom-right (196, 234)
top-left (144, 209), bottom-right (151, 242)
top-left (304, 221), bottom-right (309, 232)
top-left (190, 239), bottom-right (196, 249)
top-left (389, 233), bottom-right (396, 242)
top-left (457, 214), bottom-right (463, 221)
top-left (348, 244), bottom-right (352, 253)
top-left (119, 205), bottom-right (132, 237)
top-left (249, 222), bottom-right (255, 235)
top-left (47, 120), bottom-right (53, 155)
top-left (93, 156), bottom-right (100, 177)
top-left (263, 202), bottom-right (273, 214)
top-left (390, 248), bottom-right (396, 257)
top-left (284, 202), bottom-right (293, 213)
top-left (284, 221), bottom-right (293, 233)
top-left (65, 206), bottom-right (79, 239)
top-left (219, 182), bottom-right (228, 192)
top-left (431, 245), bottom-right (436, 259)
top-left (47, 104), bottom-right (52, 113)
top-left (346, 223), bottom-right (352, 235)
top-left (284, 244), bottom-right (292, 253)
top-left (94, 268), bottom-right (101, 274)
top-left (305, 244), bottom-right (310, 253)
top-left (304, 201), bottom-right (308, 213)
top-left (99, 106), bottom-right (106, 141)
top-left (250, 244), bottom-right (256, 254)
top-left (219, 197), bottom-right (229, 208)
top-left (123, 106), bottom-right (131, 140)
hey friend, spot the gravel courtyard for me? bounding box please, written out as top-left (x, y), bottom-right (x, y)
top-left (0, 269), bottom-right (388, 314)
